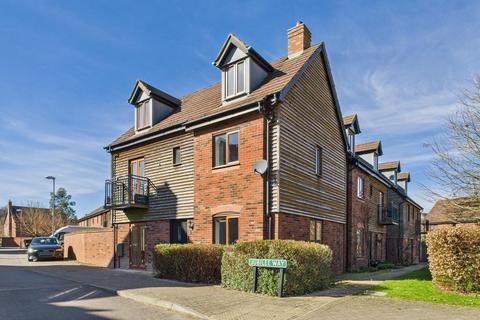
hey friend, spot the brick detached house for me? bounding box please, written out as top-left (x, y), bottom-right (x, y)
top-left (343, 115), bottom-right (422, 270)
top-left (1, 200), bottom-right (50, 247)
top-left (104, 22), bottom-right (348, 272)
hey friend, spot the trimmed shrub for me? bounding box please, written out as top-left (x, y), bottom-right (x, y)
top-left (153, 243), bottom-right (224, 284)
top-left (221, 240), bottom-right (332, 296)
top-left (427, 225), bottom-right (480, 293)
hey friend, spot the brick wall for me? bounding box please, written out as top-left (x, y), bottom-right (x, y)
top-left (191, 112), bottom-right (266, 243)
top-left (63, 229), bottom-right (114, 267)
top-left (274, 212), bottom-right (345, 274)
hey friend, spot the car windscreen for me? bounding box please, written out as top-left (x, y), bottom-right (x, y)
top-left (31, 237), bottom-right (59, 245)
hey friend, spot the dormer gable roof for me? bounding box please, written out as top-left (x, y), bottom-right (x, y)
top-left (398, 172), bottom-right (411, 182)
top-left (343, 114), bottom-right (361, 134)
top-left (355, 140), bottom-right (383, 155)
top-left (379, 161), bottom-right (401, 172)
top-left (128, 80), bottom-right (181, 108)
top-left (212, 33), bottom-right (273, 72)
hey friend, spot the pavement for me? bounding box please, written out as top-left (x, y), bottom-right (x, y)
top-left (2, 249), bottom-right (479, 320)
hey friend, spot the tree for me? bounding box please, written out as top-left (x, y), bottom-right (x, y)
top-left (50, 187), bottom-right (78, 226)
top-left (427, 75), bottom-right (480, 222)
top-left (19, 202), bottom-right (51, 237)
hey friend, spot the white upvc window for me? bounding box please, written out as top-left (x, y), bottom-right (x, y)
top-left (225, 60), bottom-right (246, 99)
top-left (136, 101), bottom-right (151, 130)
top-left (357, 176), bottom-right (364, 199)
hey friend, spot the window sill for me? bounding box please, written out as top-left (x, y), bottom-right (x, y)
top-left (173, 163), bottom-right (182, 167)
top-left (135, 126), bottom-right (152, 133)
top-left (213, 161), bottom-right (240, 171)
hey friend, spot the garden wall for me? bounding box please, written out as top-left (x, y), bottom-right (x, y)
top-left (64, 228), bottom-right (114, 267)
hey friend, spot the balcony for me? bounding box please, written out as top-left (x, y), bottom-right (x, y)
top-left (378, 205), bottom-right (398, 225)
top-left (104, 175), bottom-right (154, 210)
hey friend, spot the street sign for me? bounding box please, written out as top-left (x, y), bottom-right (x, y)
top-left (248, 258), bottom-right (288, 269)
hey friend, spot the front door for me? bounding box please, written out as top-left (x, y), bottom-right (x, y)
top-left (129, 158), bottom-right (145, 199)
top-left (130, 224), bottom-right (146, 269)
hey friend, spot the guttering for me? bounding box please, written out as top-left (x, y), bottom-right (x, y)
top-left (105, 125), bottom-right (185, 153)
top-left (185, 104), bottom-right (261, 131)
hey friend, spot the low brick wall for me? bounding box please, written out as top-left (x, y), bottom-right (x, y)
top-left (63, 228), bottom-right (114, 267)
top-left (1, 237), bottom-right (30, 248)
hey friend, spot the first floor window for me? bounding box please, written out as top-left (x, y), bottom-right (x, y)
top-left (309, 219), bottom-right (322, 242)
top-left (213, 131), bottom-right (239, 167)
top-left (356, 228), bottom-right (365, 257)
top-left (170, 219), bottom-right (188, 243)
top-left (357, 176), bottom-right (364, 199)
top-left (315, 146), bottom-right (322, 176)
top-left (214, 216), bottom-right (238, 245)
top-left (173, 146), bottom-right (181, 165)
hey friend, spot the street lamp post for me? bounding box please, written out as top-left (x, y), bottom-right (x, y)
top-left (46, 176), bottom-right (56, 235)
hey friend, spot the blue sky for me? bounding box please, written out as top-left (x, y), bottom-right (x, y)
top-left (1, 0), bottom-right (479, 217)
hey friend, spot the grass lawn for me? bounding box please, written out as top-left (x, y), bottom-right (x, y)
top-left (375, 267), bottom-right (480, 307)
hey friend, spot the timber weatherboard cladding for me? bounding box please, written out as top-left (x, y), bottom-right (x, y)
top-left (277, 53), bottom-right (347, 224)
top-left (112, 132), bottom-right (194, 223)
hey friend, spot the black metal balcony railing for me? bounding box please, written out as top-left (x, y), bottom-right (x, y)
top-left (378, 205), bottom-right (398, 225)
top-left (104, 175), bottom-right (153, 209)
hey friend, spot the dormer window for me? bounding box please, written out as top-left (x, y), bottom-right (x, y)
top-left (225, 60), bottom-right (246, 99)
top-left (136, 101), bottom-right (151, 130)
top-left (213, 34), bottom-right (273, 103)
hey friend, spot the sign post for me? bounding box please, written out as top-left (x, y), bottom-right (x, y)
top-left (248, 258), bottom-right (288, 297)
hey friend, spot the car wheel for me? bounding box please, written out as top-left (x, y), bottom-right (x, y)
top-left (27, 255), bottom-right (33, 262)
top-left (31, 255), bottom-right (38, 262)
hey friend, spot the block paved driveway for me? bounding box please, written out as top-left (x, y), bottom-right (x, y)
top-left (1, 249), bottom-right (479, 320)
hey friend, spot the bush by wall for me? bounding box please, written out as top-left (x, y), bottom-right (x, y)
top-left (427, 225), bottom-right (480, 293)
top-left (221, 240), bottom-right (332, 296)
top-left (153, 243), bottom-right (224, 284)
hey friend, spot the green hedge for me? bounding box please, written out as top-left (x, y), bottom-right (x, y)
top-left (221, 240), bottom-right (332, 296)
top-left (427, 225), bottom-right (480, 293)
top-left (153, 243), bottom-right (224, 284)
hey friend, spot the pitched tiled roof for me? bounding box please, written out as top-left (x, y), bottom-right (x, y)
top-left (78, 206), bottom-right (109, 222)
top-left (355, 141), bottom-right (381, 154)
top-left (343, 114), bottom-right (357, 126)
top-left (109, 44), bottom-right (323, 148)
top-left (426, 198), bottom-right (480, 224)
top-left (398, 172), bottom-right (410, 181)
top-left (378, 161), bottom-right (401, 171)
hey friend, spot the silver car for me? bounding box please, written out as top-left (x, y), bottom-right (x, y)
top-left (27, 237), bottom-right (63, 261)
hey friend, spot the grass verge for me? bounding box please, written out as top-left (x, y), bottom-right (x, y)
top-left (374, 267), bottom-right (480, 307)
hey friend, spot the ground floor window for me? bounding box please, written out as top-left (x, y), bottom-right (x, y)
top-left (170, 219), bottom-right (188, 243)
top-left (309, 219), bottom-right (322, 242)
top-left (356, 227), bottom-right (365, 257)
top-left (214, 215), bottom-right (238, 244)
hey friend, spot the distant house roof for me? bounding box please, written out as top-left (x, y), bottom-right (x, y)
top-left (2, 202), bottom-right (50, 225)
top-left (108, 43), bottom-right (328, 149)
top-left (356, 140), bottom-right (382, 155)
top-left (398, 172), bottom-right (411, 181)
top-left (379, 161), bottom-right (401, 171)
top-left (426, 198), bottom-right (480, 224)
top-left (78, 207), bottom-right (109, 223)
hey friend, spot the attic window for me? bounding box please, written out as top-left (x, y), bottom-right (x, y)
top-left (225, 61), bottom-right (245, 99)
top-left (136, 101), bottom-right (151, 130)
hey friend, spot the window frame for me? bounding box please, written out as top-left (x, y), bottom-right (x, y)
top-left (309, 219), bottom-right (322, 242)
top-left (213, 130), bottom-right (239, 168)
top-left (356, 227), bottom-right (365, 257)
top-left (357, 176), bottom-right (364, 199)
top-left (315, 146), bottom-right (323, 176)
top-left (172, 146), bottom-right (182, 166)
top-left (224, 60), bottom-right (246, 99)
top-left (213, 214), bottom-right (239, 245)
top-left (136, 101), bottom-right (151, 131)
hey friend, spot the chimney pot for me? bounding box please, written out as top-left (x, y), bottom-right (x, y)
top-left (288, 21), bottom-right (311, 58)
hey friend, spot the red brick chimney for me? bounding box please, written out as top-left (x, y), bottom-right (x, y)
top-left (287, 21), bottom-right (311, 58)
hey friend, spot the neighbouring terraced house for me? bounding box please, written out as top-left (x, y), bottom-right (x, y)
top-left (93, 21), bottom-right (422, 273)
